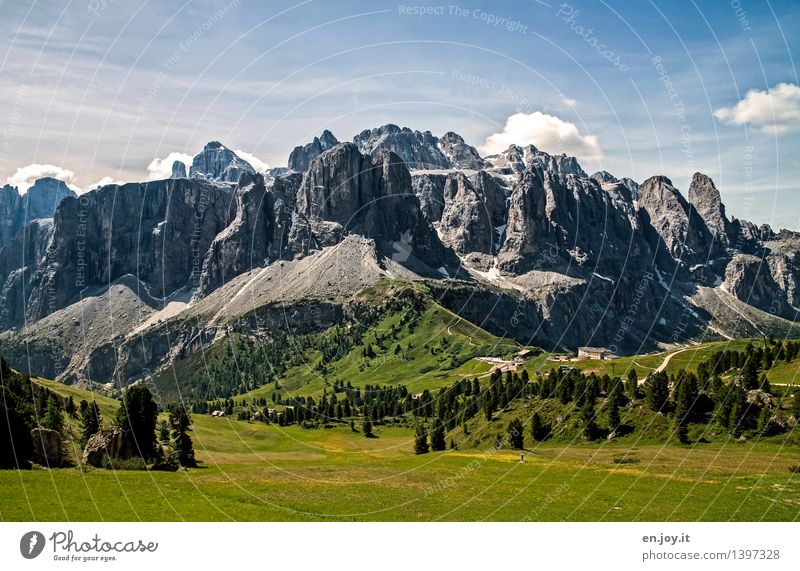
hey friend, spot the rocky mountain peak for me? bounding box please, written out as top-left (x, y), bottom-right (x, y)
top-left (437, 131), bottom-right (486, 170)
top-left (287, 130), bottom-right (340, 173)
top-left (353, 124), bottom-right (451, 170)
top-left (7, 177), bottom-right (74, 250)
top-left (171, 160), bottom-right (187, 178)
top-left (688, 172), bottom-right (732, 246)
top-left (189, 141), bottom-right (255, 182)
top-left (638, 175), bottom-right (718, 265)
top-left (591, 170), bottom-right (618, 184)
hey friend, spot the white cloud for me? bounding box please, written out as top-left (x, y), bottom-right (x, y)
top-left (6, 163), bottom-right (76, 193)
top-left (480, 112), bottom-right (601, 160)
top-left (714, 82), bottom-right (800, 133)
top-left (146, 152), bottom-right (193, 180)
top-left (234, 149), bottom-right (269, 173)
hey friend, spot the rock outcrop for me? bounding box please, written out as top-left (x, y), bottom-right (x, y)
top-left (353, 124), bottom-right (451, 170)
top-left (82, 429), bottom-right (122, 467)
top-left (31, 427), bottom-right (65, 467)
top-left (171, 160), bottom-right (187, 178)
top-left (189, 141), bottom-right (255, 182)
top-left (0, 178), bottom-right (75, 247)
top-left (287, 129), bottom-right (338, 173)
top-left (637, 175), bottom-right (718, 267)
top-left (688, 172), bottom-right (733, 247)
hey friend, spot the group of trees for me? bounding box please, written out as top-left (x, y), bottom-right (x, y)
top-left (0, 355), bottom-right (197, 471)
top-left (115, 385), bottom-right (197, 468)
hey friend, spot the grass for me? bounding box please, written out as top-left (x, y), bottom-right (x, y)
top-left (240, 302), bottom-right (514, 402)
top-left (7, 333), bottom-right (800, 522)
top-left (2, 414), bottom-right (799, 521)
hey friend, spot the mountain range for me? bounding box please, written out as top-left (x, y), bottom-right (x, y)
top-left (0, 124), bottom-right (797, 388)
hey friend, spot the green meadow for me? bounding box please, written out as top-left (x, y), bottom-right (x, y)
top-left (2, 376), bottom-right (800, 522)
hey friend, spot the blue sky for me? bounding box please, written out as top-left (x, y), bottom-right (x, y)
top-left (0, 0), bottom-right (798, 228)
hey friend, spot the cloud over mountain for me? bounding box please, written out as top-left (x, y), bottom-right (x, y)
top-left (480, 112), bottom-right (601, 162)
top-left (714, 82), bottom-right (800, 133)
top-left (6, 163), bottom-right (76, 193)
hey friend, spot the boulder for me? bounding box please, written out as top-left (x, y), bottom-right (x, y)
top-left (82, 428), bottom-right (122, 467)
top-left (31, 427), bottom-right (65, 467)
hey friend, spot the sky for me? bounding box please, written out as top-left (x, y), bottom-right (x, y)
top-left (0, 0), bottom-right (798, 228)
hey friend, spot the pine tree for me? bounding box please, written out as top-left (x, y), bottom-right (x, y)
top-left (508, 418), bottom-right (524, 449)
top-left (414, 425), bottom-right (429, 454)
top-left (530, 412), bottom-right (544, 442)
top-left (626, 369), bottom-right (638, 400)
top-left (168, 407), bottom-right (197, 467)
top-left (607, 395), bottom-right (621, 436)
top-left (116, 385), bottom-right (159, 460)
top-left (43, 393), bottom-right (64, 433)
top-left (645, 372), bottom-right (670, 413)
top-left (431, 420), bottom-right (446, 451)
top-left (363, 419), bottom-right (373, 438)
top-left (0, 362), bottom-right (34, 469)
top-left (581, 401), bottom-right (597, 441)
top-left (79, 400), bottom-right (101, 443)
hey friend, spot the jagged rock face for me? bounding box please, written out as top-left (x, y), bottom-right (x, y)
top-left (189, 141), bottom-right (255, 182)
top-left (434, 171), bottom-right (507, 265)
top-left (287, 129), bottom-right (338, 173)
top-left (198, 172), bottom-right (274, 294)
top-left (723, 253), bottom-right (793, 318)
top-left (411, 173), bottom-right (447, 222)
top-left (591, 171), bottom-right (617, 184)
top-left (438, 132), bottom-right (486, 170)
top-left (353, 124), bottom-right (451, 170)
top-left (498, 166), bottom-right (646, 275)
top-left (23, 179), bottom-right (232, 323)
top-left (269, 171), bottom-right (303, 261)
top-left (637, 175), bottom-right (717, 266)
top-left (171, 160), bottom-right (187, 178)
top-left (487, 145), bottom-right (587, 179)
top-left (688, 172), bottom-right (733, 247)
top-left (0, 178), bottom-right (75, 247)
top-left (437, 173), bottom-right (495, 258)
top-left (295, 142), bottom-right (377, 226)
top-left (0, 219), bottom-right (53, 328)
top-left (291, 144), bottom-right (454, 269)
top-left (620, 177), bottom-right (639, 200)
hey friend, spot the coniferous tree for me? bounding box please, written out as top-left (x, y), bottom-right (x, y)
top-left (645, 372), bottom-right (670, 413)
top-left (508, 418), bottom-right (524, 449)
top-left (414, 424), bottom-right (429, 454)
top-left (43, 393), bottom-right (64, 433)
top-left (626, 369), bottom-right (638, 400)
top-left (607, 393), bottom-right (621, 436)
top-left (116, 385), bottom-right (159, 460)
top-left (363, 419), bottom-right (373, 437)
top-left (431, 420), bottom-right (446, 451)
top-left (530, 412), bottom-right (544, 442)
top-left (79, 400), bottom-right (101, 443)
top-left (581, 401), bottom-right (597, 441)
top-left (168, 407), bottom-right (196, 467)
top-left (0, 361), bottom-right (34, 469)
top-left (159, 420), bottom-right (170, 444)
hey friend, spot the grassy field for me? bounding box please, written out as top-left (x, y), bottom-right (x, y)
top-left (2, 413), bottom-right (799, 521)
top-left (2, 379), bottom-right (800, 521)
top-left (4, 336), bottom-right (800, 522)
